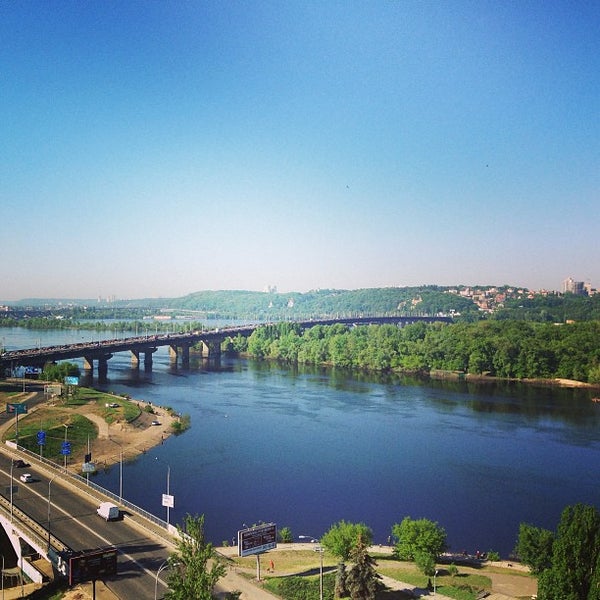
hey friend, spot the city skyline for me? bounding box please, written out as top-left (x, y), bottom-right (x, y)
top-left (1, 2), bottom-right (598, 301)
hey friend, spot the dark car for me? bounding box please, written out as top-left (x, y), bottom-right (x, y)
top-left (13, 459), bottom-right (30, 468)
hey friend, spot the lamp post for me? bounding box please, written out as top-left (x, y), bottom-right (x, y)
top-left (155, 559), bottom-right (178, 600)
top-left (299, 535), bottom-right (323, 600)
top-left (109, 438), bottom-right (123, 502)
top-left (433, 568), bottom-right (439, 596)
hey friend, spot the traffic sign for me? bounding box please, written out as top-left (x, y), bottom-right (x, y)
top-left (37, 430), bottom-right (46, 446)
top-left (61, 441), bottom-right (72, 456)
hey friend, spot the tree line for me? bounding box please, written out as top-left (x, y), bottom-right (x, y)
top-left (226, 320), bottom-right (600, 384)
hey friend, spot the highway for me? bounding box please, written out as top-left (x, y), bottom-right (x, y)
top-left (0, 428), bottom-right (176, 598)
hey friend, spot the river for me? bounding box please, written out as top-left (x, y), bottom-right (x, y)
top-left (2, 327), bottom-right (600, 557)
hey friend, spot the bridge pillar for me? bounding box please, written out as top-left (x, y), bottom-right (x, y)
top-left (144, 348), bottom-right (157, 372)
top-left (130, 350), bottom-right (140, 369)
top-left (169, 343), bottom-right (190, 368)
top-left (202, 340), bottom-right (222, 359)
top-left (97, 354), bottom-right (112, 382)
top-left (83, 356), bottom-right (94, 372)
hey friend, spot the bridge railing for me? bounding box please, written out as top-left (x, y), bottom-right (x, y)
top-left (11, 444), bottom-right (174, 541)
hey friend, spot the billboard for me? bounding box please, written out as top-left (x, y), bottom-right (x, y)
top-left (64, 376), bottom-right (79, 386)
top-left (68, 548), bottom-right (118, 585)
top-left (238, 523), bottom-right (277, 557)
top-left (49, 547), bottom-right (118, 585)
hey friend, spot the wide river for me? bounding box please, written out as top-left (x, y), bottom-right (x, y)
top-left (2, 327), bottom-right (600, 557)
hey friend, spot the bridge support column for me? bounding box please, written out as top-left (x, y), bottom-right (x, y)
top-left (97, 354), bottom-right (112, 382)
top-left (130, 350), bottom-right (140, 369)
top-left (202, 340), bottom-right (222, 359)
top-left (169, 343), bottom-right (191, 368)
top-left (144, 348), bottom-right (156, 372)
top-left (83, 356), bottom-right (94, 372)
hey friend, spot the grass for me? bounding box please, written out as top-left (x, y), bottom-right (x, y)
top-left (0, 383), bottom-right (141, 463)
top-left (230, 550), bottom-right (497, 600)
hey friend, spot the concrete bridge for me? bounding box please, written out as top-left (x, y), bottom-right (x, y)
top-left (0, 315), bottom-right (451, 380)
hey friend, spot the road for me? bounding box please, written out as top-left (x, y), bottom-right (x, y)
top-left (0, 383), bottom-right (177, 599)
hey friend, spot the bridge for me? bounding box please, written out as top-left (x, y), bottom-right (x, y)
top-left (0, 316), bottom-right (451, 380)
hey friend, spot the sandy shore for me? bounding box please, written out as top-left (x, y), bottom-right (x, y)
top-left (76, 401), bottom-right (178, 468)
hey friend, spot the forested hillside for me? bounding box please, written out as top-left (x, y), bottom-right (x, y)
top-left (170, 287), bottom-right (479, 319)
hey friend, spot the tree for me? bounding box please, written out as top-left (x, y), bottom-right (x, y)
top-left (334, 562), bottom-right (348, 599)
top-left (165, 514), bottom-right (226, 600)
top-left (414, 550), bottom-right (436, 577)
top-left (537, 504), bottom-right (600, 600)
top-left (391, 517), bottom-right (447, 562)
top-left (321, 520), bottom-right (373, 562)
top-left (514, 522), bottom-right (554, 574)
top-left (278, 526), bottom-right (293, 543)
top-left (345, 534), bottom-right (381, 600)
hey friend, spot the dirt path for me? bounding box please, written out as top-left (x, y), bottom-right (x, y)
top-left (76, 401), bottom-right (177, 467)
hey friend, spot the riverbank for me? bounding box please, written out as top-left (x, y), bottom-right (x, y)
top-left (0, 380), bottom-right (179, 469)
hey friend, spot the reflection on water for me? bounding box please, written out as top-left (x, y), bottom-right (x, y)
top-left (3, 327), bottom-right (600, 556)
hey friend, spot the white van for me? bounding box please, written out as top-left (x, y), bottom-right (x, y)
top-left (97, 502), bottom-right (120, 521)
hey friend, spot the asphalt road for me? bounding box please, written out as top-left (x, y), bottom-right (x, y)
top-left (0, 392), bottom-right (176, 599)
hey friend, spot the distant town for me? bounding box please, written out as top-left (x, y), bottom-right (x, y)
top-left (444, 276), bottom-right (597, 314)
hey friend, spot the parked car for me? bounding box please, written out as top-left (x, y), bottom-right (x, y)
top-left (13, 459), bottom-right (30, 468)
top-left (19, 473), bottom-right (33, 483)
top-left (151, 420), bottom-right (161, 426)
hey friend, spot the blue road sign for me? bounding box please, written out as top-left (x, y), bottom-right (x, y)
top-left (37, 430), bottom-right (46, 446)
top-left (61, 441), bottom-right (72, 456)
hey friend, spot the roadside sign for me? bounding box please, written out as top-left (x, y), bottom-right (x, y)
top-left (238, 523), bottom-right (277, 557)
top-left (37, 430), bottom-right (46, 446)
top-left (64, 376), bottom-right (79, 386)
top-left (162, 493), bottom-right (174, 508)
top-left (6, 403), bottom-right (28, 415)
top-left (61, 441), bottom-right (72, 456)
top-left (82, 462), bottom-right (96, 473)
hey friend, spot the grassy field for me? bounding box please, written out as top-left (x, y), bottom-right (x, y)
top-left (227, 548), bottom-right (504, 600)
top-left (0, 382), bottom-right (141, 462)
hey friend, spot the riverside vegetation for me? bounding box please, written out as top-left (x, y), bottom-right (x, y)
top-left (226, 320), bottom-right (600, 384)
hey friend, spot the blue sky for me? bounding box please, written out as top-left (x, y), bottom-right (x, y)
top-left (1, 1), bottom-right (598, 300)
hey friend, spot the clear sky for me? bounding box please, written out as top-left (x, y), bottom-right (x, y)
top-left (1, 1), bottom-right (598, 301)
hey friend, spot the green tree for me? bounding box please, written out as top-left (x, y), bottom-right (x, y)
top-left (391, 517), bottom-right (447, 562)
top-left (514, 522), bottom-right (554, 574)
top-left (42, 361), bottom-right (81, 382)
top-left (414, 550), bottom-right (436, 577)
top-left (321, 520), bottom-right (373, 562)
top-left (165, 514), bottom-right (226, 600)
top-left (278, 526), bottom-right (293, 543)
top-left (345, 535), bottom-right (381, 600)
top-left (537, 504), bottom-right (600, 600)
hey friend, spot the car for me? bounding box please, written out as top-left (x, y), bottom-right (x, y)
top-left (13, 459), bottom-right (30, 468)
top-left (19, 473), bottom-right (33, 483)
top-left (105, 402), bottom-right (120, 408)
top-left (151, 420), bottom-right (161, 426)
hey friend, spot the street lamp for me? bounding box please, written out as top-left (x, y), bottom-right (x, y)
top-left (433, 568), bottom-right (439, 596)
top-left (299, 535), bottom-right (323, 600)
top-left (109, 437), bottom-right (123, 502)
top-left (155, 559), bottom-right (179, 600)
